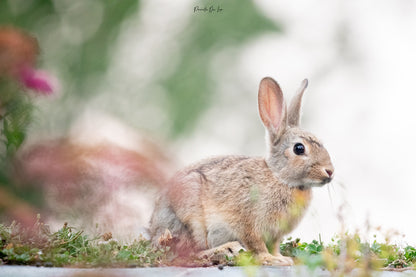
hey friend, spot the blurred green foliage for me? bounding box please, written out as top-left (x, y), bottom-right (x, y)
top-left (0, 0), bottom-right (139, 97)
top-left (0, 0), bottom-right (140, 132)
top-left (162, 0), bottom-right (281, 136)
top-left (0, 0), bottom-right (281, 138)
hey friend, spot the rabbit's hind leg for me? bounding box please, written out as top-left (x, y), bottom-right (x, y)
top-left (149, 196), bottom-right (195, 254)
top-left (198, 241), bottom-right (246, 260)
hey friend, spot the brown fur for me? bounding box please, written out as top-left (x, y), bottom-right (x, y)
top-left (149, 77), bottom-right (334, 265)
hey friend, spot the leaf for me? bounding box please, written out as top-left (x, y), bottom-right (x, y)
top-left (117, 249), bottom-right (133, 260)
top-left (2, 96), bottom-right (33, 156)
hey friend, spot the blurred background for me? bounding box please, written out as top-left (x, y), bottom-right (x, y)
top-left (1, 0), bottom-right (416, 243)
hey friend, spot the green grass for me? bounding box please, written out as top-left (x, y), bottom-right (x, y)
top-left (1, 217), bottom-right (416, 273)
top-left (278, 234), bottom-right (416, 273)
top-left (0, 216), bottom-right (170, 267)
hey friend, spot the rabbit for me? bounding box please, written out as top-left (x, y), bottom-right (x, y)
top-left (149, 77), bottom-right (334, 266)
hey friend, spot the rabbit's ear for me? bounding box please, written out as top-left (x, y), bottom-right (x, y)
top-left (288, 79), bottom-right (308, 127)
top-left (258, 77), bottom-right (287, 142)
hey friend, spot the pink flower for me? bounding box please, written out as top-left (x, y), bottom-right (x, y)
top-left (19, 66), bottom-right (56, 95)
top-left (0, 26), bottom-right (57, 95)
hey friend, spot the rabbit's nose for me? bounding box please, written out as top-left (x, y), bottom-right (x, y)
top-left (325, 169), bottom-right (333, 178)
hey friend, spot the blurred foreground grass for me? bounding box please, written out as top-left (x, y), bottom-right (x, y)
top-left (1, 217), bottom-right (415, 274)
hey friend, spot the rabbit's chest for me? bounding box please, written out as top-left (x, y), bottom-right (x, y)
top-left (262, 188), bottom-right (312, 233)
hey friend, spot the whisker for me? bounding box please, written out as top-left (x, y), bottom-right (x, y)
top-left (327, 183), bottom-right (335, 210)
top-left (325, 178), bottom-right (351, 220)
top-left (332, 178), bottom-right (347, 191)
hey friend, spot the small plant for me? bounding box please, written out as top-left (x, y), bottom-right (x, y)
top-left (404, 246), bottom-right (416, 264)
top-left (234, 250), bottom-right (259, 267)
top-left (276, 233), bottom-right (415, 275)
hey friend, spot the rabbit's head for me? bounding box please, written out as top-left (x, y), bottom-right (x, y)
top-left (258, 77), bottom-right (334, 188)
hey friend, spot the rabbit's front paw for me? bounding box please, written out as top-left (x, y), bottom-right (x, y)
top-left (258, 253), bottom-right (294, 266)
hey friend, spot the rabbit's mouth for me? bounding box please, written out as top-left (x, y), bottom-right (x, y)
top-left (300, 176), bottom-right (333, 188)
top-left (312, 177), bottom-right (332, 186)
top-left (321, 177), bottom-right (333, 185)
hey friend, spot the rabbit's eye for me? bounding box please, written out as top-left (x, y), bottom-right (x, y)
top-left (293, 143), bottom-right (305, 155)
